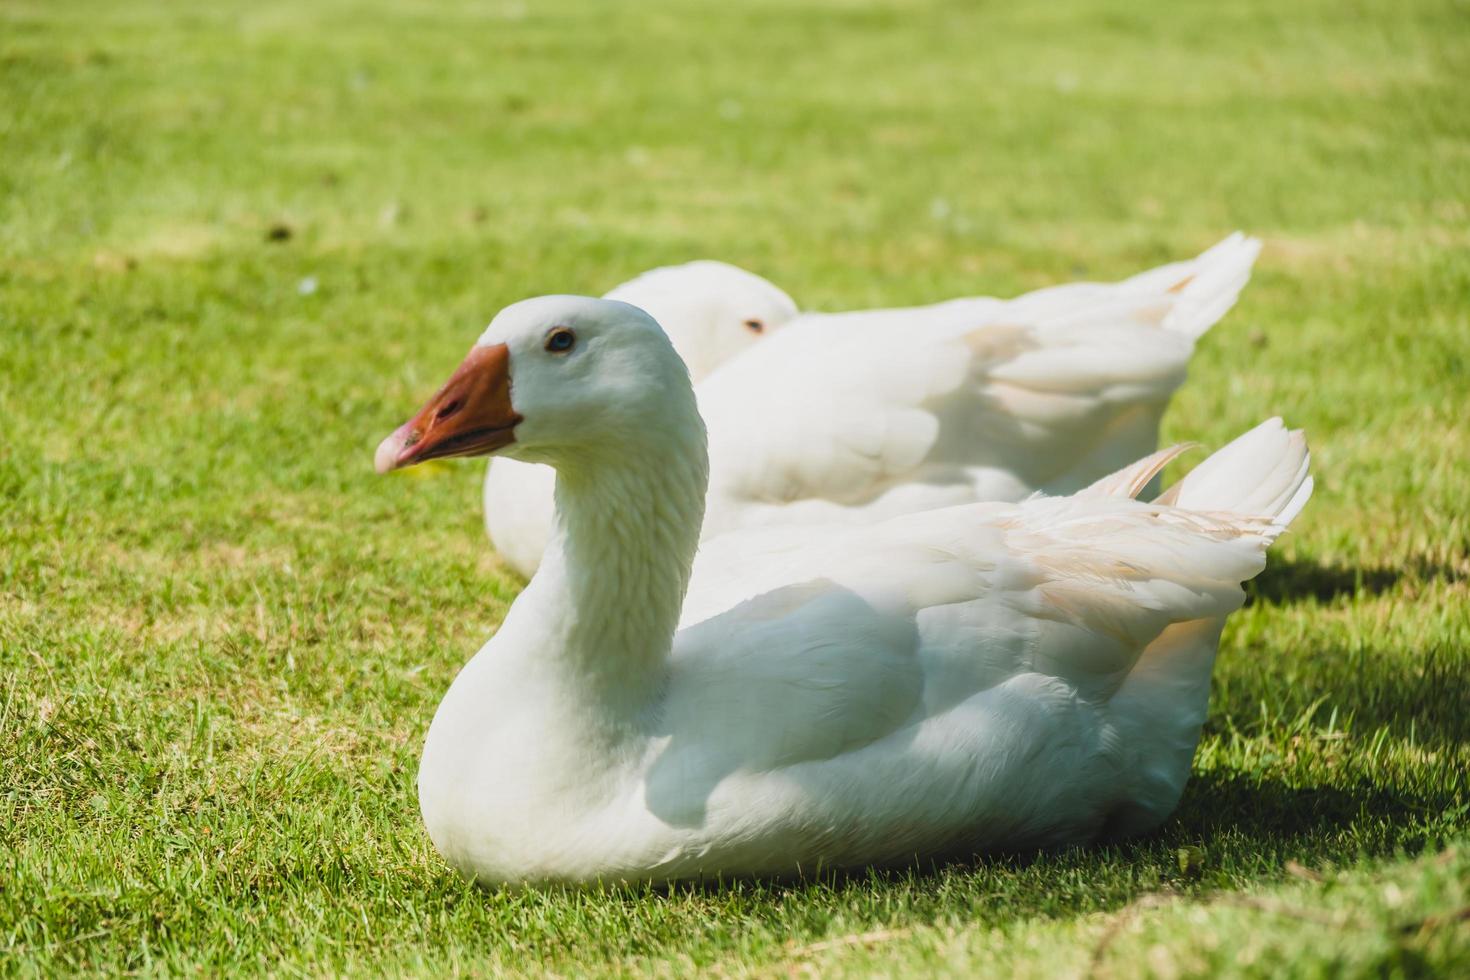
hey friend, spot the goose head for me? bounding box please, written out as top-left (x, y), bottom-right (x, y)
top-left (603, 261), bottom-right (798, 380)
top-left (375, 296), bottom-right (698, 474)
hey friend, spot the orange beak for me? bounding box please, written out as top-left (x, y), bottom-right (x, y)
top-left (375, 343), bottom-right (523, 474)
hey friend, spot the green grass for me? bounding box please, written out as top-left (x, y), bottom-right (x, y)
top-left (2, 0), bottom-right (1468, 974)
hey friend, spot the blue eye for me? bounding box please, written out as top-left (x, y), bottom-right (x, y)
top-left (545, 327), bottom-right (576, 353)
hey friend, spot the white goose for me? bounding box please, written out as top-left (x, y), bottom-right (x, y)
top-left (377, 295), bottom-right (1311, 886)
top-left (484, 234), bottom-right (1262, 577)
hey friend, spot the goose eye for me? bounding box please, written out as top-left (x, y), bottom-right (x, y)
top-left (743, 319), bottom-right (765, 334)
top-left (545, 327), bottom-right (576, 353)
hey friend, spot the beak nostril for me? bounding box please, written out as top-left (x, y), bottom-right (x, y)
top-left (436, 399), bottom-right (462, 421)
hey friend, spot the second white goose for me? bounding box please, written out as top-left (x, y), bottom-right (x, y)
top-left (485, 235), bottom-right (1261, 577)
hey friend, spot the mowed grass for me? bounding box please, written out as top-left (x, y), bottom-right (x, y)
top-left (2, 0), bottom-right (1468, 974)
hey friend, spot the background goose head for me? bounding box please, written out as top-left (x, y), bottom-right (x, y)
top-left (376, 295), bottom-right (700, 474)
top-left (604, 261), bottom-right (798, 380)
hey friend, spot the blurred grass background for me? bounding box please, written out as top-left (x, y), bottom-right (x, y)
top-left (2, 0), bottom-right (1467, 974)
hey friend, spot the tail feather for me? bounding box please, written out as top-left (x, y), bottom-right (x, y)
top-left (1124, 233), bottom-right (1262, 341)
top-left (1154, 417), bottom-right (1313, 535)
top-left (1079, 442), bottom-right (1197, 500)
top-left (991, 233), bottom-right (1260, 346)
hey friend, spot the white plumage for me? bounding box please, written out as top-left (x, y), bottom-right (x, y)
top-left (485, 234), bottom-right (1262, 577)
top-left (378, 296), bottom-right (1310, 886)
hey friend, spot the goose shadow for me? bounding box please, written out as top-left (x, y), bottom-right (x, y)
top-left (1171, 767), bottom-right (1464, 839)
top-left (1217, 642), bottom-right (1470, 749)
top-left (1246, 555), bottom-right (1464, 606)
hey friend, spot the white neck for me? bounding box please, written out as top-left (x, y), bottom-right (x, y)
top-left (449, 410), bottom-right (708, 742)
top-left (532, 431), bottom-right (708, 719)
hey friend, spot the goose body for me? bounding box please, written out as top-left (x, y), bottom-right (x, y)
top-left (485, 234), bottom-right (1261, 577)
top-left (378, 296), bottom-right (1310, 885)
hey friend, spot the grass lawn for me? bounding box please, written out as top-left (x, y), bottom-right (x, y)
top-left (3, 0), bottom-right (1468, 974)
